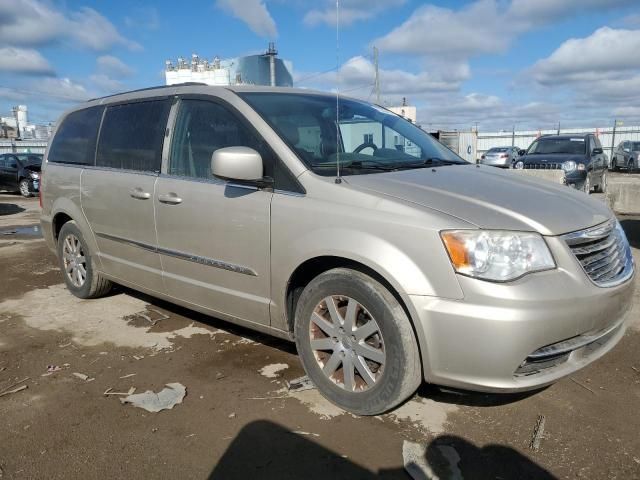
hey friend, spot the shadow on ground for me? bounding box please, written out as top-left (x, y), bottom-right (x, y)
top-left (0, 203), bottom-right (25, 216)
top-left (208, 420), bottom-right (556, 479)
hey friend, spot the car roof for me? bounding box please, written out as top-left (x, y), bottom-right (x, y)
top-left (539, 134), bottom-right (590, 140)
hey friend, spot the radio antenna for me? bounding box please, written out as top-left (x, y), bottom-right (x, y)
top-left (335, 0), bottom-right (342, 184)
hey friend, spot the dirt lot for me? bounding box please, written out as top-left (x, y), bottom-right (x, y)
top-left (0, 192), bottom-right (639, 479)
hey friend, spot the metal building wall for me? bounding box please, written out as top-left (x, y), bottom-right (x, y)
top-left (477, 125), bottom-right (640, 159)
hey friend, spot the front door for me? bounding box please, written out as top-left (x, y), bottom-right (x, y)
top-left (81, 99), bottom-right (171, 293)
top-left (154, 98), bottom-right (272, 325)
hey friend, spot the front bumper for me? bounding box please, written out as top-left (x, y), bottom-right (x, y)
top-left (564, 170), bottom-right (587, 188)
top-left (480, 158), bottom-right (510, 168)
top-left (409, 235), bottom-right (634, 392)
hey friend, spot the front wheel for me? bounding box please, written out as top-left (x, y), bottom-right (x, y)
top-left (611, 158), bottom-right (618, 172)
top-left (294, 268), bottom-right (422, 415)
top-left (583, 176), bottom-right (591, 194)
top-left (19, 179), bottom-right (31, 197)
top-left (598, 171), bottom-right (607, 193)
top-left (57, 221), bottom-right (112, 299)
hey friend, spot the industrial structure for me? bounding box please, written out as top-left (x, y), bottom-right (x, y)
top-left (0, 105), bottom-right (52, 140)
top-left (165, 43), bottom-right (293, 87)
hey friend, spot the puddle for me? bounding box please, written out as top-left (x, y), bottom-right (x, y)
top-left (0, 225), bottom-right (42, 237)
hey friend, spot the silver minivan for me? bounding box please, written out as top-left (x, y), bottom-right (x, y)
top-left (41, 85), bottom-right (634, 415)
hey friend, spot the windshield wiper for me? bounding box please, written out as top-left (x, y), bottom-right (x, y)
top-left (394, 157), bottom-right (465, 169)
top-left (344, 160), bottom-right (396, 171)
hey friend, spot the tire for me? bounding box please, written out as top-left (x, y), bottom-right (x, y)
top-left (19, 178), bottom-right (31, 197)
top-left (611, 158), bottom-right (618, 172)
top-left (294, 268), bottom-right (421, 415)
top-left (582, 176), bottom-right (591, 194)
top-left (57, 221), bottom-right (112, 299)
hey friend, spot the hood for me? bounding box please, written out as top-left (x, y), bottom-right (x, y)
top-left (521, 153), bottom-right (586, 164)
top-left (343, 164), bottom-right (612, 236)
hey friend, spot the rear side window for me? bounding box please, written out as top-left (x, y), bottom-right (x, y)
top-left (96, 100), bottom-right (170, 172)
top-left (48, 107), bottom-right (104, 165)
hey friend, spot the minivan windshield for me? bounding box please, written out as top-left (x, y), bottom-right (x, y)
top-left (240, 93), bottom-right (467, 176)
top-left (527, 138), bottom-right (586, 155)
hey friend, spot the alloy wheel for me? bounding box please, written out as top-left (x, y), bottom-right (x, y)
top-left (309, 295), bottom-right (385, 392)
top-left (19, 180), bottom-right (29, 197)
top-left (62, 234), bottom-right (87, 288)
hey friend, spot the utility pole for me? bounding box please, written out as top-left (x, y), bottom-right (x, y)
top-left (557, 121), bottom-right (561, 135)
top-left (511, 124), bottom-right (515, 146)
top-left (373, 46), bottom-right (380, 103)
top-left (611, 118), bottom-right (618, 159)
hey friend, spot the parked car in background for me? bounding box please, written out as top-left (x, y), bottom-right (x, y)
top-left (611, 140), bottom-right (640, 172)
top-left (514, 134), bottom-right (607, 193)
top-left (41, 85), bottom-right (633, 415)
top-left (479, 146), bottom-right (520, 168)
top-left (0, 153), bottom-right (43, 197)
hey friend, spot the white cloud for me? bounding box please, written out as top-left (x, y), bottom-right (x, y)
top-left (0, 47), bottom-right (53, 75)
top-left (89, 74), bottom-right (123, 93)
top-left (374, 0), bottom-right (635, 59)
top-left (216, 0), bottom-right (277, 38)
top-left (304, 0), bottom-right (406, 26)
top-left (27, 77), bottom-right (91, 103)
top-left (0, 0), bottom-right (141, 51)
top-left (96, 55), bottom-right (134, 78)
top-left (530, 27), bottom-right (640, 84)
top-left (296, 56), bottom-right (470, 102)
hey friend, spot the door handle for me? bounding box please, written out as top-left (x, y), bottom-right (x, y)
top-left (158, 193), bottom-right (183, 205)
top-left (130, 188), bottom-right (151, 200)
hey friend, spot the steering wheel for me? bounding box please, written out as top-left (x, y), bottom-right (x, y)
top-left (353, 142), bottom-right (379, 154)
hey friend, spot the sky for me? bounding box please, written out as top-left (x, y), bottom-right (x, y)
top-left (1, 0), bottom-right (640, 131)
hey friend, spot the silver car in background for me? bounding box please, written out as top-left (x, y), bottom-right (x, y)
top-left (41, 85), bottom-right (635, 415)
top-left (480, 146), bottom-right (520, 168)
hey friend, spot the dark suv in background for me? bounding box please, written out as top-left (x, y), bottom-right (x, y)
top-left (514, 134), bottom-right (607, 193)
top-left (0, 153), bottom-right (43, 197)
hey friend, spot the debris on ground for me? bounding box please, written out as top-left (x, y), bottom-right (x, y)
top-left (119, 373), bottom-right (136, 379)
top-left (0, 377), bottom-right (29, 398)
top-left (120, 383), bottom-right (186, 412)
top-left (530, 414), bottom-right (546, 451)
top-left (72, 372), bottom-right (94, 382)
top-left (632, 366), bottom-right (639, 374)
top-left (228, 412), bottom-right (236, 418)
top-left (44, 365), bottom-right (62, 374)
top-left (259, 363), bottom-right (289, 378)
top-left (292, 431), bottom-right (320, 437)
top-left (286, 375), bottom-right (315, 392)
top-left (133, 355), bottom-right (144, 361)
top-left (104, 387), bottom-right (136, 396)
top-left (0, 384), bottom-right (28, 398)
top-left (570, 377), bottom-right (596, 394)
top-left (215, 372), bottom-right (226, 380)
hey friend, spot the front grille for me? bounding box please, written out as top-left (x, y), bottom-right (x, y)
top-left (523, 163), bottom-right (562, 170)
top-left (563, 219), bottom-right (634, 287)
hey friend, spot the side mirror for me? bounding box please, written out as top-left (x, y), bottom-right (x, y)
top-left (518, 149), bottom-right (526, 156)
top-left (211, 147), bottom-right (265, 183)
top-left (592, 148), bottom-right (603, 155)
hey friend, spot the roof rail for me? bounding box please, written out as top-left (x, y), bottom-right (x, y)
top-left (88, 82), bottom-right (209, 102)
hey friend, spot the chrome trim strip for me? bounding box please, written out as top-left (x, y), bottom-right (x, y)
top-left (95, 232), bottom-right (258, 276)
top-left (527, 318), bottom-right (624, 360)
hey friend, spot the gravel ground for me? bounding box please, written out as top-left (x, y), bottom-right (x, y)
top-left (0, 190), bottom-right (639, 480)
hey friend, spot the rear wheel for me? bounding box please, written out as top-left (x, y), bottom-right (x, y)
top-left (19, 179), bottom-right (31, 197)
top-left (294, 268), bottom-right (421, 415)
top-left (611, 158), bottom-right (618, 172)
top-left (57, 221), bottom-right (112, 299)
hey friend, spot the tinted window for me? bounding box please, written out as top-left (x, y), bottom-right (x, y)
top-left (527, 138), bottom-right (586, 155)
top-left (169, 99), bottom-right (301, 191)
top-left (97, 100), bottom-right (170, 172)
top-left (488, 147), bottom-right (508, 153)
top-left (48, 107), bottom-right (103, 165)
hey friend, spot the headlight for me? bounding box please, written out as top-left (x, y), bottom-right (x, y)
top-left (577, 164), bottom-right (585, 170)
top-left (562, 161), bottom-right (576, 172)
top-left (514, 160), bottom-right (524, 169)
top-left (440, 230), bottom-right (555, 281)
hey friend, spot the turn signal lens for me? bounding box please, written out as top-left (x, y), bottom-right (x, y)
top-left (441, 232), bottom-right (470, 270)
